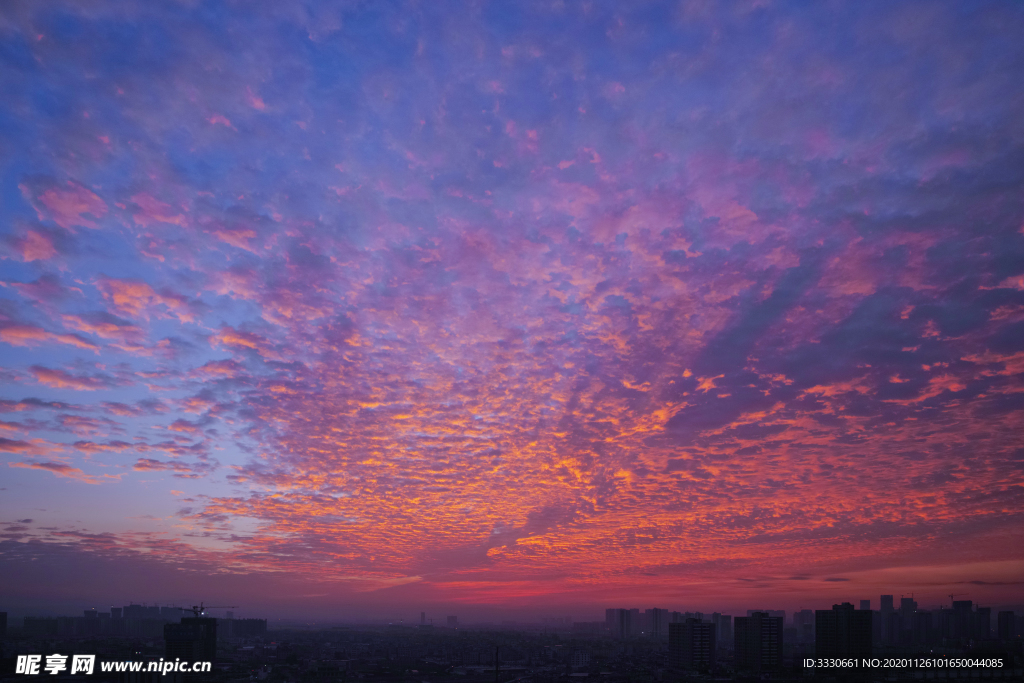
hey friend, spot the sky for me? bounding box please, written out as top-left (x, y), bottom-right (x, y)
top-left (1, 0), bottom-right (1024, 622)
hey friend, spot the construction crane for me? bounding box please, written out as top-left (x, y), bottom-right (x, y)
top-left (948, 593), bottom-right (966, 607)
top-left (178, 602), bottom-right (239, 618)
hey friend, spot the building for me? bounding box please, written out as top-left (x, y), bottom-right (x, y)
top-left (646, 608), bottom-right (669, 639)
top-left (571, 651), bottom-right (590, 668)
top-left (669, 619), bottom-right (716, 671)
top-left (572, 621), bottom-right (605, 634)
top-left (860, 600), bottom-right (871, 611)
top-left (0, 611), bottom-right (6, 638)
top-left (747, 609), bottom-right (785, 621)
top-left (225, 618), bottom-right (266, 638)
top-left (997, 611), bottom-right (1017, 641)
top-left (734, 612), bottom-right (782, 672)
top-left (952, 600), bottom-right (973, 640)
top-left (793, 609), bottom-right (814, 644)
top-left (910, 610), bottom-right (932, 646)
top-left (816, 603), bottom-right (872, 658)
top-left (712, 613), bottom-right (732, 646)
top-left (622, 610), bottom-right (638, 634)
top-left (975, 607), bottom-right (991, 640)
top-left (23, 617), bottom-right (58, 637)
top-left (605, 608), bottom-right (632, 640)
top-left (880, 595), bottom-right (894, 644)
top-left (446, 616), bottom-right (458, 628)
top-left (164, 617), bottom-right (217, 662)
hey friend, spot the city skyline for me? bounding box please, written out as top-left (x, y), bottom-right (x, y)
top-left (2, 1), bottom-right (1024, 620)
top-left (3, 591), bottom-right (1018, 625)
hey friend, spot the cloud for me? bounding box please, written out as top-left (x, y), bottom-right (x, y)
top-left (28, 366), bottom-right (120, 391)
top-left (0, 438), bottom-right (36, 454)
top-left (133, 458), bottom-right (214, 479)
top-left (0, 323), bottom-right (99, 352)
top-left (8, 460), bottom-right (117, 485)
top-left (0, 398), bottom-right (81, 413)
top-left (0, 0), bottom-right (1023, 610)
top-left (20, 178), bottom-right (107, 231)
top-left (96, 278), bottom-right (200, 323)
top-left (11, 229), bottom-right (57, 261)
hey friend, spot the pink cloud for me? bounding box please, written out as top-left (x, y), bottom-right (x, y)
top-left (208, 114), bottom-right (236, 129)
top-left (62, 313), bottom-right (144, 344)
top-left (129, 193), bottom-right (187, 229)
top-left (133, 458), bottom-right (213, 479)
top-left (0, 324), bottom-right (99, 352)
top-left (0, 437), bottom-right (36, 453)
top-left (246, 86), bottom-right (266, 111)
top-left (212, 226), bottom-right (259, 252)
top-left (191, 359), bottom-right (244, 378)
top-left (96, 277), bottom-right (198, 323)
top-left (29, 366), bottom-right (115, 391)
top-left (15, 230), bottom-right (58, 261)
top-left (9, 460), bottom-right (117, 485)
top-left (23, 180), bottom-right (107, 231)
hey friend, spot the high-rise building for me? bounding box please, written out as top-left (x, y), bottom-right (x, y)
top-left (884, 611), bottom-right (903, 645)
top-left (0, 611), bottom-right (6, 638)
top-left (712, 613), bottom-right (732, 646)
top-left (793, 609), bottom-right (814, 644)
top-left (747, 609), bottom-right (785, 621)
top-left (975, 607), bottom-right (991, 640)
top-left (669, 619), bottom-right (716, 671)
top-left (816, 603), bottom-right (872, 658)
top-left (911, 610), bottom-right (932, 646)
top-left (123, 604), bottom-right (146, 619)
top-left (420, 611), bottom-right (425, 625)
top-left (937, 608), bottom-right (954, 640)
top-left (164, 617), bottom-right (217, 662)
top-left (952, 600), bottom-right (973, 640)
top-left (647, 608), bottom-right (669, 639)
top-left (892, 596), bottom-right (918, 644)
top-left (735, 612), bottom-right (782, 672)
top-left (605, 609), bottom-right (632, 640)
top-left (997, 611), bottom-right (1016, 641)
top-left (880, 595), bottom-right (895, 644)
top-left (628, 608), bottom-right (641, 637)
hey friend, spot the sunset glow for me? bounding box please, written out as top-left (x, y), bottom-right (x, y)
top-left (2, 1), bottom-right (1023, 619)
